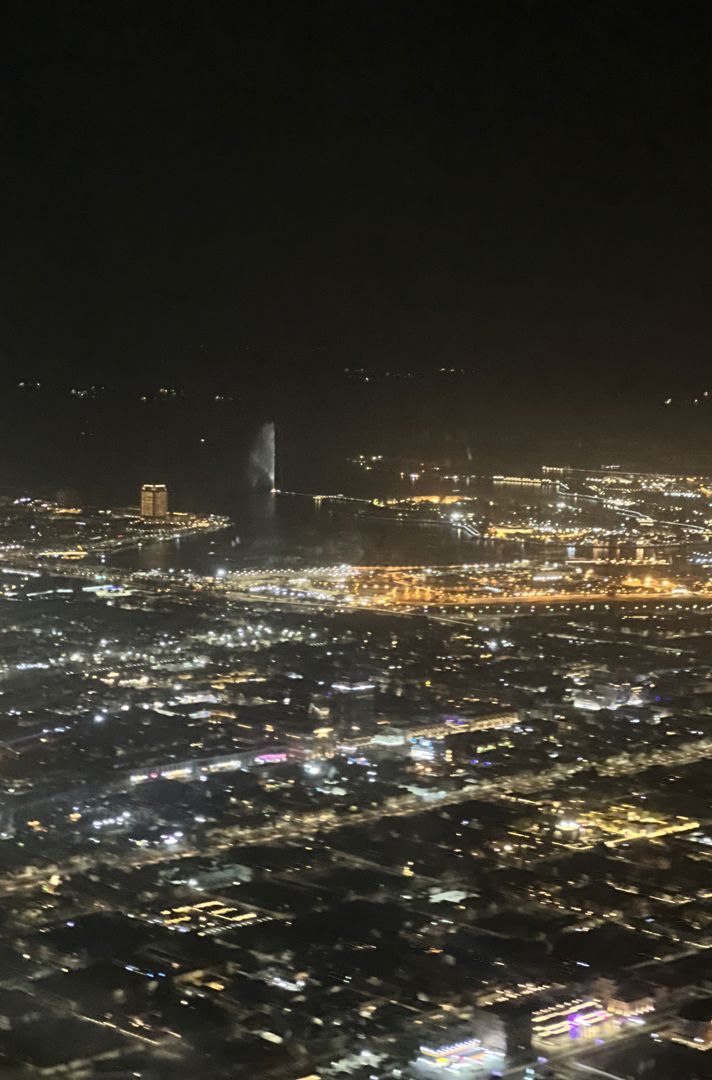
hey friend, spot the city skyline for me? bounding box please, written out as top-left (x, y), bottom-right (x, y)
top-left (0, 463), bottom-right (710, 1077)
top-left (1, 5), bottom-right (711, 1079)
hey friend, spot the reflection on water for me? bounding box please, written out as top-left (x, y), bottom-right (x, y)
top-left (111, 491), bottom-right (671, 574)
top-left (113, 493), bottom-right (499, 572)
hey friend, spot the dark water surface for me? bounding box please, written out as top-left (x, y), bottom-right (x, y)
top-left (110, 488), bottom-right (677, 574)
top-left (111, 493), bottom-right (498, 572)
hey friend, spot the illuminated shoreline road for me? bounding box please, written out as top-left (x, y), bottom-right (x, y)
top-left (0, 548), bottom-right (710, 616)
top-left (223, 582), bottom-right (706, 614)
top-left (558, 480), bottom-right (712, 538)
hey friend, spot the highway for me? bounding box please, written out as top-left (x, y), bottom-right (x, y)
top-left (557, 480), bottom-right (712, 538)
top-left (2, 550), bottom-right (712, 616)
top-left (2, 736), bottom-right (710, 901)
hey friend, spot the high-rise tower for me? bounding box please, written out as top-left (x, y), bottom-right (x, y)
top-left (141, 483), bottom-right (169, 518)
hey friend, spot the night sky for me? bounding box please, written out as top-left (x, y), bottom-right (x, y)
top-left (1, 2), bottom-right (711, 493)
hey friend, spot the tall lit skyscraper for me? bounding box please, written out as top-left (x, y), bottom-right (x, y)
top-left (329, 680), bottom-right (375, 734)
top-left (141, 483), bottom-right (169, 518)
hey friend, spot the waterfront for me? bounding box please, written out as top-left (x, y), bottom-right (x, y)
top-left (110, 492), bottom-right (489, 572)
top-left (0, 470), bottom-right (711, 1079)
top-left (110, 489), bottom-right (693, 577)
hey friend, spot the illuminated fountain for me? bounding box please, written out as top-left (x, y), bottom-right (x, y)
top-left (248, 421), bottom-right (277, 492)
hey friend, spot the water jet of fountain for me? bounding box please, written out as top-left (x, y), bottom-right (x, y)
top-left (248, 422), bottom-right (277, 491)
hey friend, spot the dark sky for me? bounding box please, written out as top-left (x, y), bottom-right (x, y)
top-left (1, 1), bottom-right (711, 402)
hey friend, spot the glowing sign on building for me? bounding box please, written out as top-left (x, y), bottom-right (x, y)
top-left (417, 1037), bottom-right (486, 1070)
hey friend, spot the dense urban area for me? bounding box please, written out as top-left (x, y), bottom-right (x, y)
top-left (0, 460), bottom-right (709, 1079)
top-left (4, 0), bottom-right (711, 1076)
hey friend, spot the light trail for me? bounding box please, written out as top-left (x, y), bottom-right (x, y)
top-left (2, 738), bottom-right (710, 900)
top-left (558, 480), bottom-right (712, 537)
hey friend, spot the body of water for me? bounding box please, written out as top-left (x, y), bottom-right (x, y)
top-left (110, 491), bottom-right (676, 575)
top-left (111, 493), bottom-right (493, 572)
